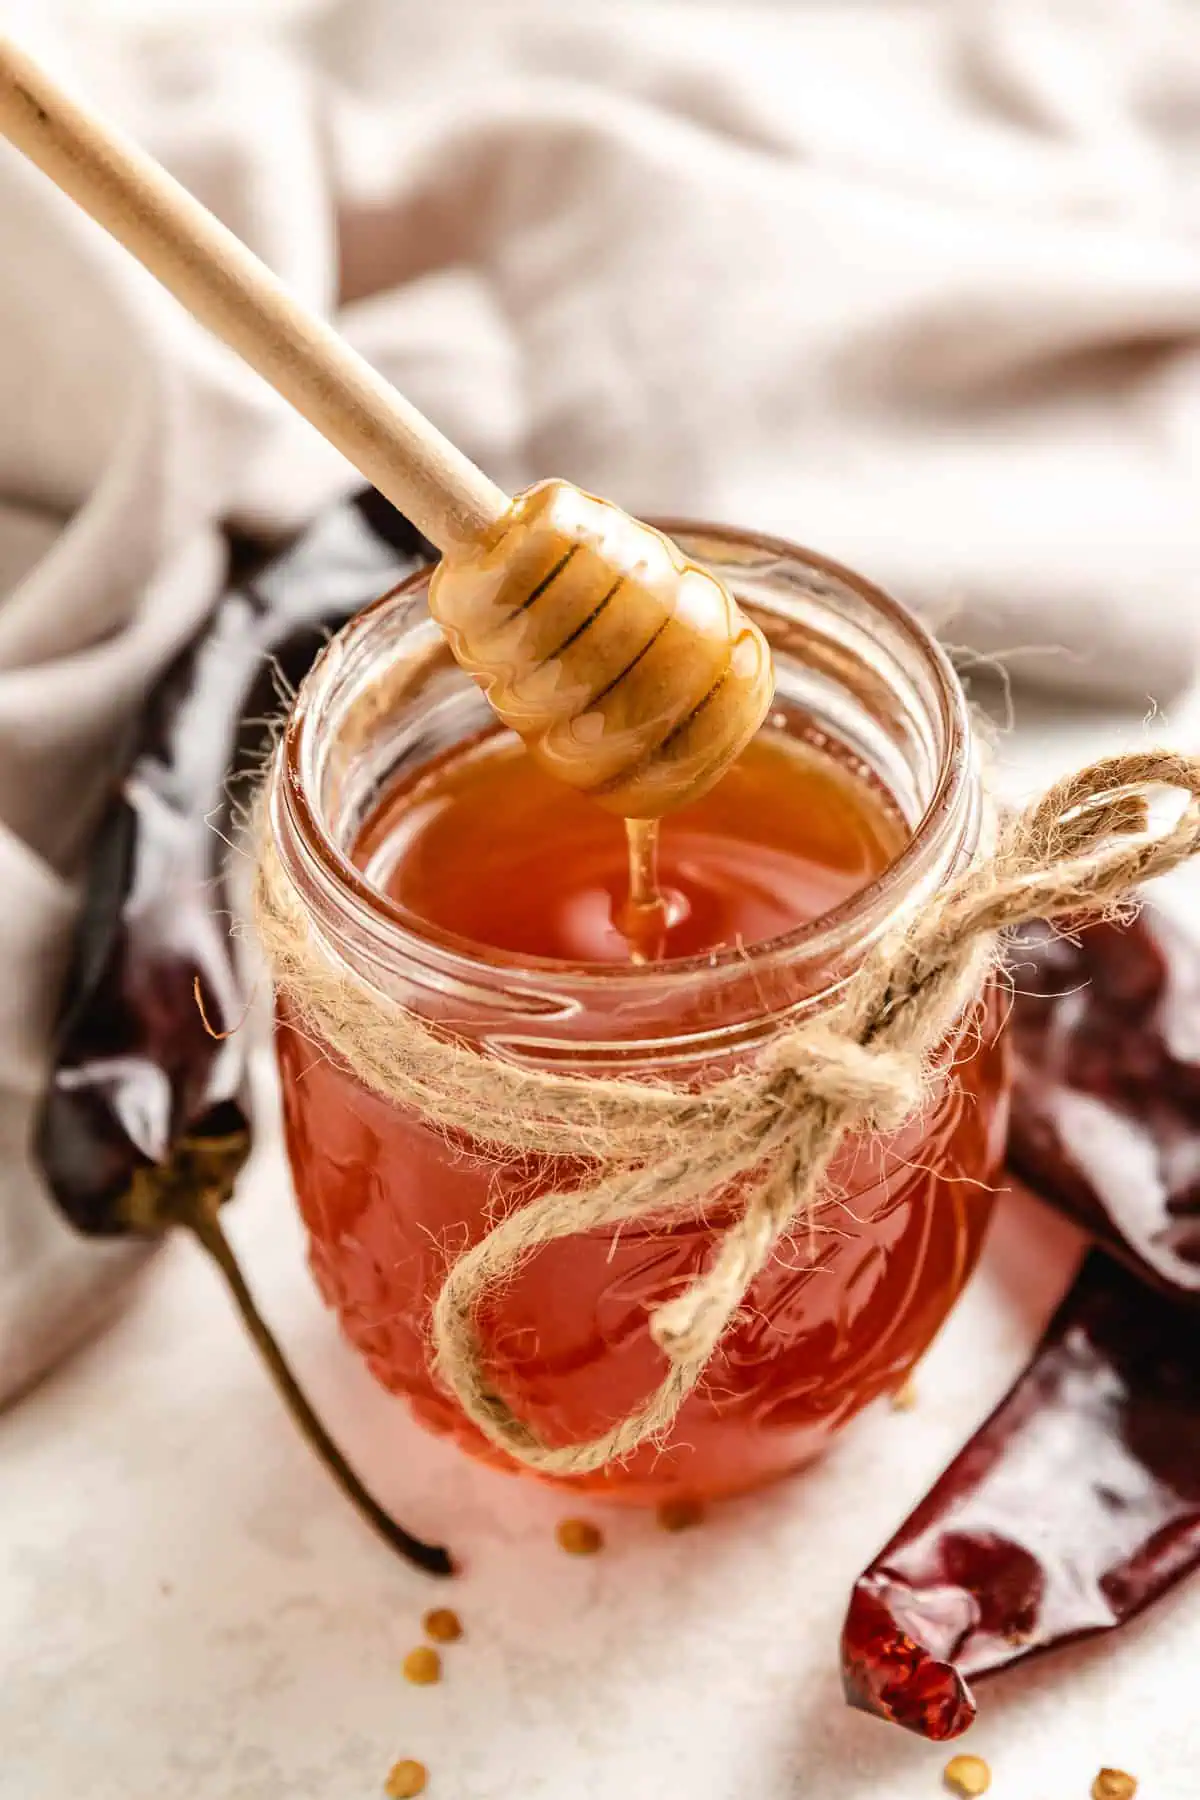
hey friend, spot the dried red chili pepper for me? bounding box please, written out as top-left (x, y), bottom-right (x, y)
top-left (35, 492), bottom-right (451, 1575)
top-left (842, 907), bottom-right (1200, 1739)
top-left (842, 1250), bottom-right (1200, 1738)
top-left (38, 495), bottom-right (427, 1232)
top-left (1007, 909), bottom-right (1200, 1301)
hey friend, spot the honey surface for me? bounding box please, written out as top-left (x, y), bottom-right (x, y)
top-left (354, 723), bottom-right (905, 965)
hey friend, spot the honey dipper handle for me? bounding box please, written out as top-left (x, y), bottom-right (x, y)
top-left (0, 33), bottom-right (509, 556)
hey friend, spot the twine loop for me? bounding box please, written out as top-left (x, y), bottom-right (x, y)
top-left (255, 750), bottom-right (1200, 1477)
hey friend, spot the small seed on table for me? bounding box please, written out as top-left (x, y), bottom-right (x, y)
top-left (943, 1753), bottom-right (991, 1796)
top-left (385, 1758), bottom-right (427, 1798)
top-left (1092, 1773), bottom-right (1138, 1800)
top-left (556, 1517), bottom-right (603, 1555)
top-left (402, 1646), bottom-right (442, 1686)
top-left (656, 1498), bottom-right (705, 1532)
top-left (422, 1607), bottom-right (463, 1644)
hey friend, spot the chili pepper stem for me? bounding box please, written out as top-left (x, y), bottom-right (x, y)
top-left (187, 1195), bottom-right (455, 1577)
top-left (122, 1136), bottom-right (453, 1578)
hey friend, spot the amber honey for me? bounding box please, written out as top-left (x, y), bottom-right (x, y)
top-left (276, 712), bottom-right (1008, 1501)
top-left (352, 725), bottom-right (904, 966)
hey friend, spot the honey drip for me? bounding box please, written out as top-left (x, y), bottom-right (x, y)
top-left (620, 818), bottom-right (669, 964)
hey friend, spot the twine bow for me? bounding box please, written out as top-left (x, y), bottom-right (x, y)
top-left (255, 751), bottom-right (1200, 1476)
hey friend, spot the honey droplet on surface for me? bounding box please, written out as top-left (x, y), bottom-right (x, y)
top-left (891, 1376), bottom-right (918, 1412)
top-left (1092, 1773), bottom-right (1138, 1800)
top-left (555, 1517), bottom-right (603, 1555)
top-left (656, 1497), bottom-right (705, 1532)
top-left (402, 1646), bottom-right (442, 1686)
top-left (385, 1759), bottom-right (428, 1798)
top-left (943, 1753), bottom-right (991, 1796)
top-left (422, 1607), bottom-right (463, 1644)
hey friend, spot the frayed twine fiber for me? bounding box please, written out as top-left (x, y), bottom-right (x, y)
top-left (254, 750), bottom-right (1200, 1476)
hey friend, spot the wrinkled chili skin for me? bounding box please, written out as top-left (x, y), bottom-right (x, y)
top-left (1007, 910), bottom-right (1200, 1301)
top-left (842, 1252), bottom-right (1200, 1739)
top-left (37, 494), bottom-right (433, 1236)
top-left (843, 908), bottom-right (1200, 1740)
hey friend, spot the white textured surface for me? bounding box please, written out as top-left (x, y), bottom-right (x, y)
top-left (3, 691), bottom-right (1200, 1800)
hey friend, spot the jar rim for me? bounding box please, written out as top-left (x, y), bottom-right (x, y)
top-left (277, 521), bottom-right (976, 997)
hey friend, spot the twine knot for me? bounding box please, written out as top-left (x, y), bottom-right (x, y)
top-left (255, 749), bottom-right (1200, 1478)
top-left (758, 1030), bottom-right (926, 1134)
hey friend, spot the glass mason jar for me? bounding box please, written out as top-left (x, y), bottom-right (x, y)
top-left (265, 525), bottom-right (1010, 1504)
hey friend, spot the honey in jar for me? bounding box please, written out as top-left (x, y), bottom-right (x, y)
top-left (352, 727), bottom-right (902, 967)
top-left (268, 526), bottom-right (1009, 1502)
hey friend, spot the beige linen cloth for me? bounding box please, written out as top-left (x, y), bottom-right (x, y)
top-left (4, 0), bottom-right (1200, 1403)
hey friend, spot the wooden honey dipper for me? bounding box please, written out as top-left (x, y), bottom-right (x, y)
top-left (0, 35), bottom-right (773, 821)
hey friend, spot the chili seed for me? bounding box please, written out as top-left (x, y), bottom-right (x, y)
top-left (1092, 1773), bottom-right (1137, 1800)
top-left (402, 1646), bottom-right (442, 1686)
top-left (555, 1517), bottom-right (603, 1555)
top-left (422, 1607), bottom-right (463, 1644)
top-left (943, 1753), bottom-right (991, 1796)
top-left (385, 1759), bottom-right (427, 1798)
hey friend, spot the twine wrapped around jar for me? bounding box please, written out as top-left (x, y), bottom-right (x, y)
top-left (254, 750), bottom-right (1200, 1478)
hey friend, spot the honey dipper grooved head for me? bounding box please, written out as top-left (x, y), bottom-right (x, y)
top-left (427, 480), bottom-right (775, 819)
